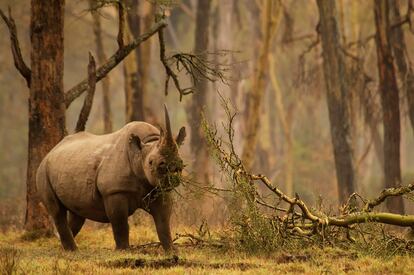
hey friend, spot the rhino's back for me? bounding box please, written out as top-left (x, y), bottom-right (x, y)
top-left (39, 122), bottom-right (159, 221)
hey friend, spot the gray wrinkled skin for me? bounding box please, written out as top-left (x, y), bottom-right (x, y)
top-left (36, 109), bottom-right (185, 253)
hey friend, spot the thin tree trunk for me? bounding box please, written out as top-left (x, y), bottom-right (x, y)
top-left (241, 0), bottom-right (279, 170)
top-left (373, 0), bottom-right (404, 214)
top-left (25, 0), bottom-right (66, 233)
top-left (269, 53), bottom-right (294, 196)
top-left (188, 0), bottom-right (212, 184)
top-left (389, 0), bottom-right (414, 135)
top-left (317, 0), bottom-right (356, 204)
top-left (90, 1), bottom-right (112, 133)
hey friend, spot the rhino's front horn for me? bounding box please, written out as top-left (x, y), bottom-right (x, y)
top-left (164, 104), bottom-right (174, 145)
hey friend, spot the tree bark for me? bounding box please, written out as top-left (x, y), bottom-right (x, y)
top-left (25, 0), bottom-right (66, 233)
top-left (317, 0), bottom-right (356, 204)
top-left (373, 0), bottom-right (404, 214)
top-left (90, 0), bottom-right (113, 133)
top-left (188, 0), bottom-right (212, 184)
top-left (123, 24), bottom-right (138, 123)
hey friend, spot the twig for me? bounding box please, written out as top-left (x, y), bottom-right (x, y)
top-left (64, 20), bottom-right (166, 107)
top-left (0, 7), bottom-right (31, 87)
top-left (347, 8), bottom-right (414, 49)
top-left (158, 27), bottom-right (191, 100)
top-left (75, 53), bottom-right (97, 132)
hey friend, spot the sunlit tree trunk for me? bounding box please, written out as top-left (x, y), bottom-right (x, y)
top-left (25, 0), bottom-right (66, 233)
top-left (90, 0), bottom-right (112, 133)
top-left (269, 53), bottom-right (294, 196)
top-left (373, 0), bottom-right (404, 214)
top-left (317, 0), bottom-right (356, 204)
top-left (241, 0), bottom-right (279, 170)
top-left (188, 0), bottom-right (212, 184)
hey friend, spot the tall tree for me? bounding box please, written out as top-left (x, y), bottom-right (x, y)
top-left (389, 0), bottom-right (414, 135)
top-left (373, 0), bottom-right (404, 213)
top-left (188, 0), bottom-right (212, 184)
top-left (90, 1), bottom-right (113, 133)
top-left (317, 0), bottom-right (356, 204)
top-left (25, 0), bottom-right (66, 232)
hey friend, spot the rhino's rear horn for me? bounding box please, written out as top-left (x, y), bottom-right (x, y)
top-left (164, 104), bottom-right (174, 145)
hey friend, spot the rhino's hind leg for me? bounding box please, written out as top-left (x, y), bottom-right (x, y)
top-left (104, 193), bottom-right (130, 250)
top-left (38, 175), bottom-right (77, 251)
top-left (53, 206), bottom-right (77, 251)
top-left (68, 212), bottom-right (85, 238)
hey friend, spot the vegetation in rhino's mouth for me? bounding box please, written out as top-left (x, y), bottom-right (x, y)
top-left (160, 171), bottom-right (182, 191)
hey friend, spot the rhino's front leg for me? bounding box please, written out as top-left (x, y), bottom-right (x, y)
top-left (149, 194), bottom-right (175, 253)
top-left (104, 193), bottom-right (130, 249)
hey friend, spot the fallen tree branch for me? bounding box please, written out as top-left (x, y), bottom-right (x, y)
top-left (203, 96), bottom-right (414, 241)
top-left (0, 7), bottom-right (31, 87)
top-left (329, 212), bottom-right (414, 227)
top-left (64, 20), bottom-right (166, 107)
top-left (250, 173), bottom-right (326, 225)
top-left (364, 182), bottom-right (414, 212)
top-left (75, 53), bottom-right (96, 132)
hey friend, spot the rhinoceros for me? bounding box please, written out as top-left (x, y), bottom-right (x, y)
top-left (36, 106), bottom-right (186, 252)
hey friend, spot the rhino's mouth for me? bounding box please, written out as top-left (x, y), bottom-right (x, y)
top-left (158, 171), bottom-right (182, 192)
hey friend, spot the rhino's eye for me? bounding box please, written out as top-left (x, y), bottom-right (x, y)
top-left (157, 162), bottom-right (168, 174)
top-left (149, 160), bottom-right (153, 165)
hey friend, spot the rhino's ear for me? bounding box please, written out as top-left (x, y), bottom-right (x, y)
top-left (176, 127), bottom-right (186, 146)
top-left (129, 134), bottom-right (143, 151)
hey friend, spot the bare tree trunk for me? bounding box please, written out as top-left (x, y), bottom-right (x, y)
top-left (389, 0), bottom-right (414, 135)
top-left (317, 0), bottom-right (356, 204)
top-left (125, 0), bottom-right (153, 122)
top-left (241, 0), bottom-right (279, 170)
top-left (188, 0), bottom-right (212, 184)
top-left (373, 0), bottom-right (404, 214)
top-left (123, 26), bottom-right (137, 123)
top-left (90, 0), bottom-right (112, 133)
top-left (25, 0), bottom-right (66, 233)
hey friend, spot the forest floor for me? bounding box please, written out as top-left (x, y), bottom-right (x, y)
top-left (1, 224), bottom-right (414, 274)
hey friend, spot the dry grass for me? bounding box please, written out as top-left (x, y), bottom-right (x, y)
top-left (1, 224), bottom-right (414, 274)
